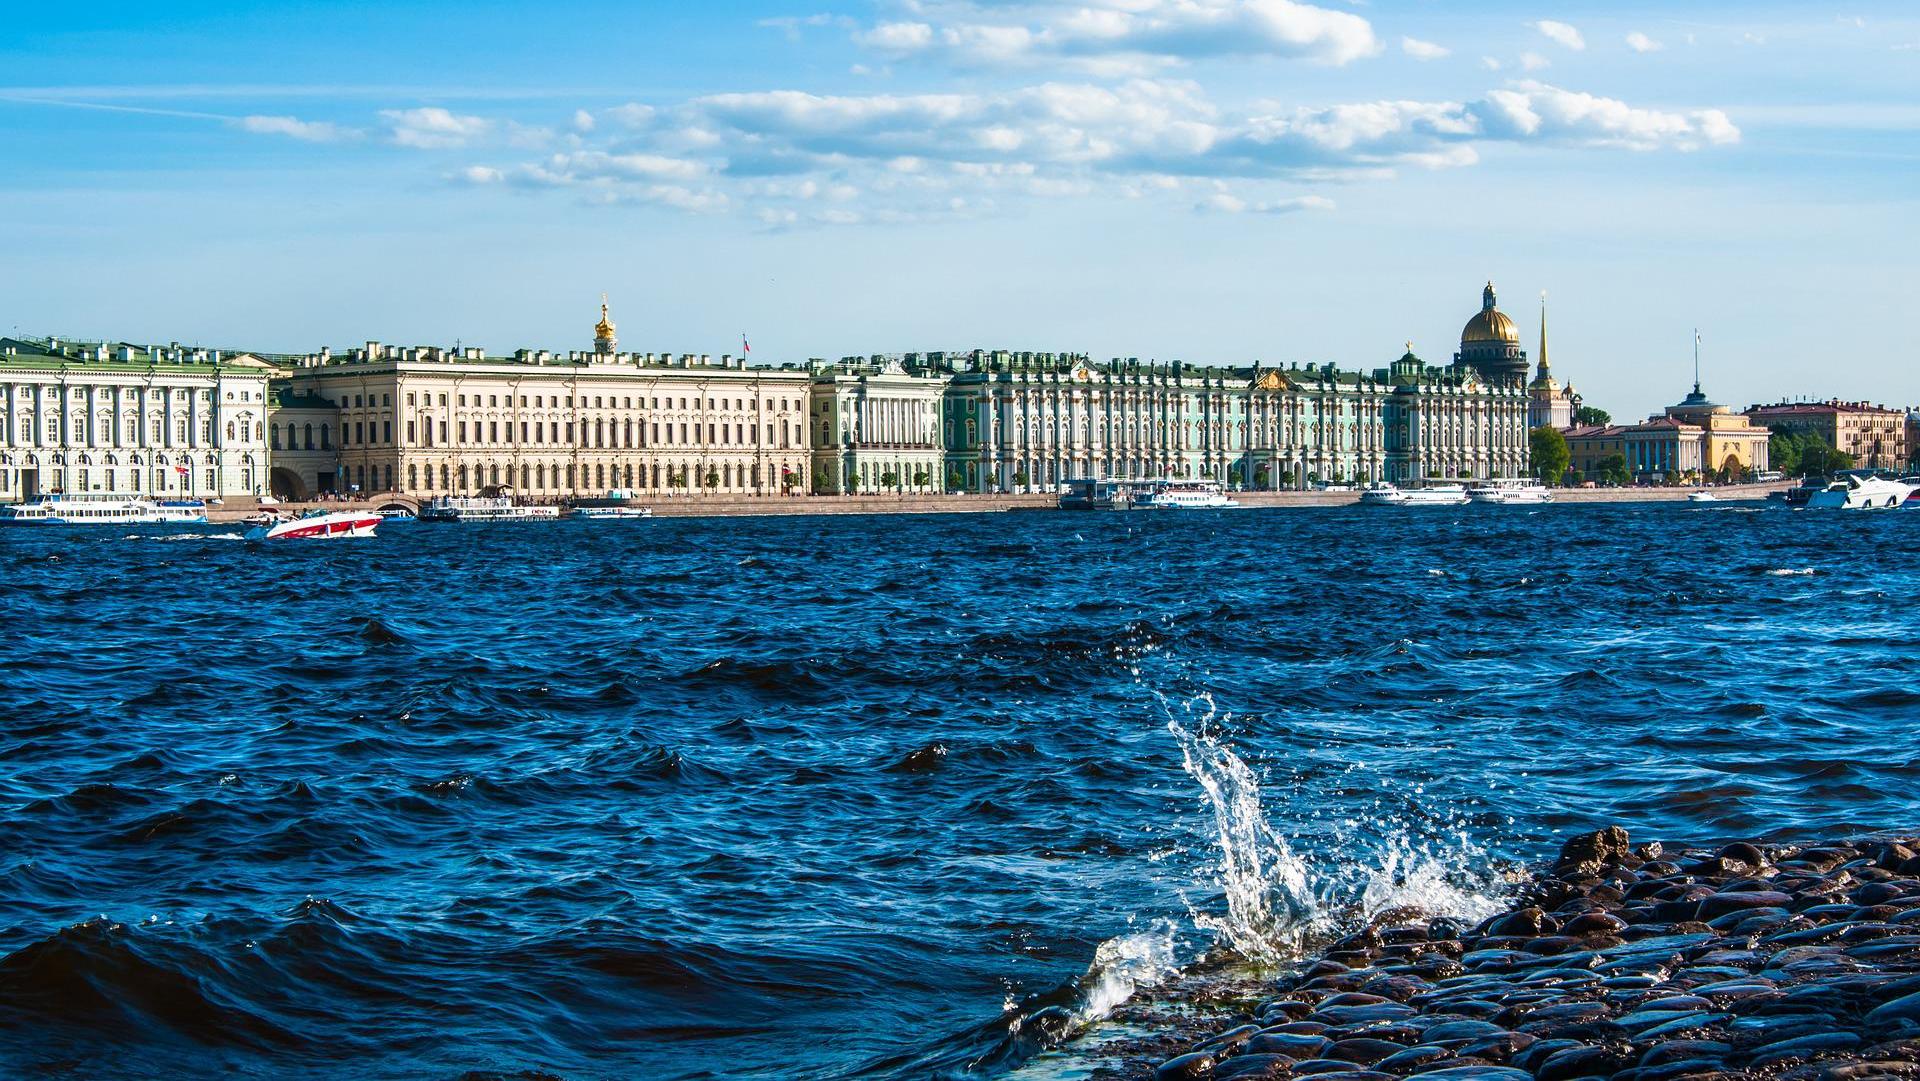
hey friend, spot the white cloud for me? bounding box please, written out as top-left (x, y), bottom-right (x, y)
top-left (1625, 32), bottom-right (1664, 53)
top-left (1202, 191), bottom-right (1336, 213)
top-left (381, 107), bottom-right (492, 149)
top-left (236, 114), bottom-right (358, 142)
top-left (1533, 20), bottom-right (1586, 51)
top-left (1520, 52), bottom-right (1551, 72)
top-left (853, 0), bottom-right (1382, 71)
top-left (1401, 37), bottom-right (1450, 61)
top-left (1481, 56), bottom-right (1503, 71)
top-left (572, 109), bottom-right (595, 133)
top-left (413, 78), bottom-right (1735, 225)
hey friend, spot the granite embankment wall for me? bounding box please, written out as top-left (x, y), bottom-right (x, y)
top-left (209, 481), bottom-right (1797, 522)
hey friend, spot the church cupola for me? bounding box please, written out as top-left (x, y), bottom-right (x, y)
top-left (593, 294), bottom-right (617, 356)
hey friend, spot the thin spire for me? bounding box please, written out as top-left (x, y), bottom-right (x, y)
top-left (1693, 328), bottom-right (1701, 394)
top-left (1538, 290), bottom-right (1550, 373)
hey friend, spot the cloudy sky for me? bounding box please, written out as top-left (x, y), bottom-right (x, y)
top-left (2, 1), bottom-right (1916, 417)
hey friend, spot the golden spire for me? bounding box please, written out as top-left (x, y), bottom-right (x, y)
top-left (1538, 290), bottom-right (1550, 373)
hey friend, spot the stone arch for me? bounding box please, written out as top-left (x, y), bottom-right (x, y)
top-left (269, 467), bottom-right (310, 501)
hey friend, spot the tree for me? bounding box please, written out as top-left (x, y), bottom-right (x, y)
top-left (880, 470), bottom-right (901, 488)
top-left (1574, 406), bottom-right (1612, 427)
top-left (666, 469), bottom-right (687, 489)
top-left (1596, 452), bottom-right (1630, 487)
top-left (913, 469), bottom-right (930, 488)
top-left (1012, 468), bottom-right (1030, 486)
top-left (1530, 426), bottom-right (1570, 485)
top-left (1769, 431), bottom-right (1802, 477)
top-left (946, 469), bottom-right (965, 491)
top-left (702, 469), bottom-right (719, 489)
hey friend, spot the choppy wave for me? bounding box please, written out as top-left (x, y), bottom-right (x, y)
top-left (2, 505), bottom-right (1917, 1079)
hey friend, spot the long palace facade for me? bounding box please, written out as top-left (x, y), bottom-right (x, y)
top-left (0, 282), bottom-right (1545, 504)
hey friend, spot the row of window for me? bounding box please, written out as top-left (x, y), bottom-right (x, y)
top-left (379, 391), bottom-right (802, 412)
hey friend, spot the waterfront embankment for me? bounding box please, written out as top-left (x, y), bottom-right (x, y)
top-left (215, 480), bottom-right (1796, 522)
top-left (1124, 827), bottom-right (1920, 1081)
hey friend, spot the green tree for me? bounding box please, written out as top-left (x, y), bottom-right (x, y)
top-left (880, 470), bottom-right (901, 488)
top-left (1596, 452), bottom-right (1630, 486)
top-left (666, 469), bottom-right (687, 489)
top-left (702, 469), bottom-right (719, 489)
top-left (1529, 426), bottom-right (1570, 485)
top-left (946, 469), bottom-right (965, 491)
top-left (1012, 468), bottom-right (1030, 486)
top-left (1574, 406), bottom-right (1612, 427)
top-left (912, 469), bottom-right (929, 488)
top-left (1769, 431), bottom-right (1802, 477)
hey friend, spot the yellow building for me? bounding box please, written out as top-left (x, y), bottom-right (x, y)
top-left (1664, 381), bottom-right (1771, 479)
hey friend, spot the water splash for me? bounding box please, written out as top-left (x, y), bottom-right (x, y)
top-left (1074, 918), bottom-right (1183, 1025)
top-left (1167, 698), bottom-right (1316, 962)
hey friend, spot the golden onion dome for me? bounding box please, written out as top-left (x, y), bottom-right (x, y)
top-left (594, 295), bottom-right (616, 338)
top-left (1461, 281), bottom-right (1520, 345)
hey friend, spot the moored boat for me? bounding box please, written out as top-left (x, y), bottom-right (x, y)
top-left (1468, 479), bottom-right (1554, 505)
top-left (245, 509), bottom-right (380, 540)
top-left (0, 495), bottom-right (207, 525)
top-left (1361, 482), bottom-right (1469, 507)
top-left (418, 496), bottom-right (562, 523)
top-left (1803, 473), bottom-right (1914, 510)
top-left (568, 489), bottom-right (653, 520)
top-left (1138, 479), bottom-right (1238, 509)
top-left (1059, 478), bottom-right (1137, 511)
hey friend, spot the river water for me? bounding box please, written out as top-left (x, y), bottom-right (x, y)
top-left (2, 504), bottom-right (1916, 1079)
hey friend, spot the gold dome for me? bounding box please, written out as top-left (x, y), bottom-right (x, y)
top-left (594, 295), bottom-right (616, 339)
top-left (1461, 281), bottom-right (1519, 345)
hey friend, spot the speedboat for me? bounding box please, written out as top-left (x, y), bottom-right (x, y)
top-left (1803, 474), bottom-right (1914, 510)
top-left (1687, 491), bottom-right (1721, 504)
top-left (1468, 479), bottom-right (1554, 505)
top-left (1138, 480), bottom-right (1238, 509)
top-left (246, 509), bottom-right (380, 540)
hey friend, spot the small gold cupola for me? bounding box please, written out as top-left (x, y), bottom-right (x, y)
top-left (593, 293), bottom-right (618, 355)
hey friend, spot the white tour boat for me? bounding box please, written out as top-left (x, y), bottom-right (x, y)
top-left (246, 509), bottom-right (381, 541)
top-left (1468, 479), bottom-right (1555, 505)
top-left (1803, 474), bottom-right (1915, 510)
top-left (571, 505), bottom-right (654, 520)
top-left (1360, 482), bottom-right (1469, 507)
top-left (0, 495), bottom-right (208, 525)
top-left (568, 489), bottom-right (654, 520)
top-left (418, 496), bottom-right (562, 523)
top-left (1138, 479), bottom-right (1239, 509)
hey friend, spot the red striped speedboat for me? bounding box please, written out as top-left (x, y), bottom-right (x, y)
top-left (246, 510), bottom-right (380, 541)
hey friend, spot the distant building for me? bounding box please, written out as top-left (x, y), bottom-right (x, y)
top-left (1744, 400), bottom-right (1907, 471)
top-left (1563, 424), bottom-right (1628, 480)
top-left (267, 299), bottom-right (812, 500)
top-left (1383, 343), bottom-right (1531, 483)
top-left (1596, 378), bottom-right (1772, 482)
top-left (1909, 411), bottom-right (1920, 468)
top-left (807, 357), bottom-right (947, 493)
top-left (0, 336), bottom-right (271, 502)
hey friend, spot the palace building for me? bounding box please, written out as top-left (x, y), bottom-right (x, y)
top-left (808, 357), bottom-right (948, 494)
top-left (267, 300), bottom-right (812, 500)
top-left (0, 336), bottom-right (272, 502)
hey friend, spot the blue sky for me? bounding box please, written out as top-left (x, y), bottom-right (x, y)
top-left (2, 1), bottom-right (1916, 418)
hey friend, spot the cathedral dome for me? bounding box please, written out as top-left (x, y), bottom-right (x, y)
top-left (1461, 281), bottom-right (1519, 345)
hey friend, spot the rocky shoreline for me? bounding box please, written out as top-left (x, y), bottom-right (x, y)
top-left (1129, 828), bottom-right (1920, 1081)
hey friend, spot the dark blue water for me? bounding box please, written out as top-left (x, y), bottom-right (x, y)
top-left (3, 504), bottom-right (1918, 1079)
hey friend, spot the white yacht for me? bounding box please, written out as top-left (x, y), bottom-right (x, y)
top-left (1360, 482), bottom-right (1469, 507)
top-left (1803, 474), bottom-right (1914, 510)
top-left (1468, 479), bottom-right (1555, 505)
top-left (246, 509), bottom-right (381, 541)
top-left (418, 496), bottom-right (562, 523)
top-left (1686, 491), bottom-right (1721, 504)
top-left (1138, 479), bottom-right (1238, 509)
top-left (0, 495), bottom-right (208, 525)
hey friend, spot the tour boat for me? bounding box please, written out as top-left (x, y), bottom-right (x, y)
top-left (1468, 479), bottom-right (1555, 505)
top-left (0, 495), bottom-right (208, 525)
top-left (1803, 474), bottom-right (1915, 510)
top-left (418, 496), bottom-right (562, 523)
top-left (245, 509), bottom-right (381, 541)
top-left (1138, 479), bottom-right (1238, 510)
top-left (569, 489), bottom-right (654, 520)
top-left (570, 505), bottom-right (654, 520)
top-left (1360, 482), bottom-right (1469, 507)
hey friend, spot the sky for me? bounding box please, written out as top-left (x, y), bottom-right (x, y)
top-left (1, 1), bottom-right (1916, 419)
